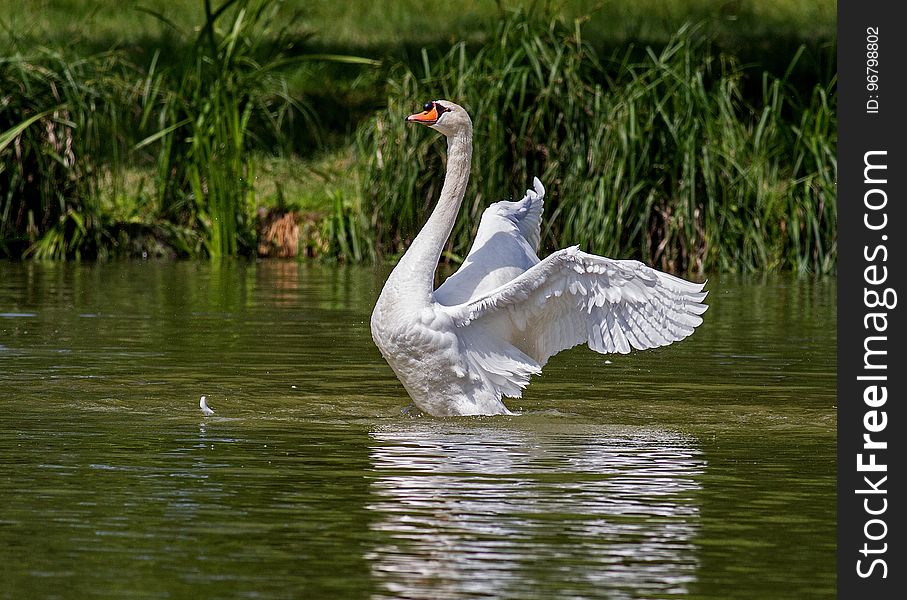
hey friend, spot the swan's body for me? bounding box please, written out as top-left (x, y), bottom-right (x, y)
top-left (371, 101), bottom-right (707, 416)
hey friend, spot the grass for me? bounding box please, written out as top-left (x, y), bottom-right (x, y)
top-left (356, 13), bottom-right (836, 274)
top-left (2, 1), bottom-right (836, 50)
top-left (253, 150), bottom-right (358, 214)
top-left (0, 1), bottom-right (836, 271)
top-left (2, 0), bottom-right (375, 259)
top-left (1, 1), bottom-right (836, 123)
top-left (0, 48), bottom-right (137, 258)
top-left (134, 0), bottom-right (302, 258)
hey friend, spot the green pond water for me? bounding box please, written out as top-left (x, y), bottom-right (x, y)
top-left (0, 261), bottom-right (836, 599)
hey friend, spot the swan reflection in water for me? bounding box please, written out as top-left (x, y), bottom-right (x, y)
top-left (365, 423), bottom-right (705, 600)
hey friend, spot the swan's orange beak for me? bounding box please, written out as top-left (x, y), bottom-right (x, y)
top-left (406, 105), bottom-right (439, 125)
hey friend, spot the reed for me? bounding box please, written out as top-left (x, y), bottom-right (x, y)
top-left (135, 0), bottom-right (376, 258)
top-left (355, 11), bottom-right (836, 273)
top-left (2, 4), bottom-right (834, 268)
top-left (0, 49), bottom-right (134, 258)
top-left (135, 0), bottom-right (299, 258)
top-left (2, 0), bottom-right (375, 260)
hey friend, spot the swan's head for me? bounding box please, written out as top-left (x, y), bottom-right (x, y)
top-left (406, 100), bottom-right (471, 137)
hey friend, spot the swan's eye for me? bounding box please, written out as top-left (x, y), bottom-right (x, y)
top-left (423, 102), bottom-right (434, 112)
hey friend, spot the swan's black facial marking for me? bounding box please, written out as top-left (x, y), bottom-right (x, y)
top-left (407, 101), bottom-right (452, 125)
top-left (422, 101), bottom-right (451, 118)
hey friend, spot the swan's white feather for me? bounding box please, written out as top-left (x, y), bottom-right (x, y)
top-left (434, 179), bottom-right (544, 306)
top-left (506, 177), bottom-right (545, 252)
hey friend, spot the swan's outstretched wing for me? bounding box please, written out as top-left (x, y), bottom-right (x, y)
top-left (503, 176), bottom-right (545, 253)
top-left (440, 246), bottom-right (708, 366)
top-left (435, 178), bottom-right (545, 305)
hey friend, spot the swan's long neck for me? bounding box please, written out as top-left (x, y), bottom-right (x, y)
top-left (392, 127), bottom-right (472, 301)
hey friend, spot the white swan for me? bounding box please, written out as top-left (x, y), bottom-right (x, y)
top-left (370, 100), bottom-right (707, 416)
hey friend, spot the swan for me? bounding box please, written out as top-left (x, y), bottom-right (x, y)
top-left (370, 100), bottom-right (708, 416)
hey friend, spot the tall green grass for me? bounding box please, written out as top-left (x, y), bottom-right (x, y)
top-left (135, 0), bottom-right (297, 258)
top-left (0, 49), bottom-right (132, 258)
top-left (1, 1), bottom-right (297, 259)
top-left (136, 0), bottom-right (376, 258)
top-left (0, 0), bottom-right (375, 260)
top-left (356, 11), bottom-right (836, 273)
top-left (2, 4), bottom-right (835, 269)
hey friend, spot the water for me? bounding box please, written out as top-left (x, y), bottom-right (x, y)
top-left (0, 261), bottom-right (836, 598)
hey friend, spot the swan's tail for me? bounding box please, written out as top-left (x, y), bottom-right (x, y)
top-left (459, 326), bottom-right (542, 400)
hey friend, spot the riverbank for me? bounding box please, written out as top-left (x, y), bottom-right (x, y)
top-left (1, 0), bottom-right (836, 272)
